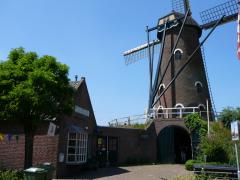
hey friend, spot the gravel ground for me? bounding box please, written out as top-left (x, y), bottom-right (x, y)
top-left (55, 164), bottom-right (193, 180)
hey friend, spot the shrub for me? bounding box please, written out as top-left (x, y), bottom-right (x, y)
top-left (184, 113), bottom-right (207, 138)
top-left (130, 123), bottom-right (146, 129)
top-left (173, 175), bottom-right (196, 180)
top-left (0, 170), bottom-right (24, 180)
top-left (185, 160), bottom-right (201, 171)
top-left (197, 122), bottom-right (233, 164)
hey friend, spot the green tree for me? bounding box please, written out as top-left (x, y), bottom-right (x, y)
top-left (218, 107), bottom-right (240, 128)
top-left (197, 122), bottom-right (233, 163)
top-left (184, 113), bottom-right (207, 138)
top-left (184, 113), bottom-right (207, 159)
top-left (0, 48), bottom-right (74, 168)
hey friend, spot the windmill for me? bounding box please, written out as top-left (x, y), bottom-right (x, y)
top-left (123, 0), bottom-right (239, 120)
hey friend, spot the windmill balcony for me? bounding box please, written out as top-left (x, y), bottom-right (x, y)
top-left (150, 106), bottom-right (209, 119)
top-left (107, 107), bottom-right (214, 128)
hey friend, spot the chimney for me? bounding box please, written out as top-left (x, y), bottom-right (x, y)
top-left (75, 75), bottom-right (78, 81)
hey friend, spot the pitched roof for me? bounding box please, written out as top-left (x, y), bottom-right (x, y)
top-left (69, 79), bottom-right (84, 89)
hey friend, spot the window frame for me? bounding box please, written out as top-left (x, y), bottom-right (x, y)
top-left (198, 104), bottom-right (206, 111)
top-left (66, 132), bottom-right (88, 164)
top-left (195, 81), bottom-right (203, 93)
top-left (174, 48), bottom-right (183, 60)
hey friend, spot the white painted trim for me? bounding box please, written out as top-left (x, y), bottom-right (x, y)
top-left (174, 48), bottom-right (183, 54)
top-left (157, 105), bottom-right (164, 111)
top-left (198, 104), bottom-right (206, 110)
top-left (159, 84), bottom-right (166, 90)
top-left (175, 103), bottom-right (185, 108)
top-left (195, 81), bottom-right (203, 87)
top-left (66, 132), bottom-right (88, 164)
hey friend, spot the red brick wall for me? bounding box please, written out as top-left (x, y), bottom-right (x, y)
top-left (0, 135), bottom-right (25, 169)
top-left (33, 135), bottom-right (59, 168)
top-left (0, 134), bottom-right (58, 170)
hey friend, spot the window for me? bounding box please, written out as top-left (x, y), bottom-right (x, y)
top-left (174, 49), bottom-right (183, 60)
top-left (159, 84), bottom-right (165, 94)
top-left (157, 106), bottom-right (164, 118)
top-left (67, 132), bottom-right (88, 164)
top-left (108, 138), bottom-right (117, 151)
top-left (198, 104), bottom-right (206, 112)
top-left (175, 103), bottom-right (184, 108)
top-left (174, 103), bottom-right (184, 118)
top-left (195, 81), bottom-right (203, 93)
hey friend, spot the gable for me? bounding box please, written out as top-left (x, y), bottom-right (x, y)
top-left (71, 78), bottom-right (97, 130)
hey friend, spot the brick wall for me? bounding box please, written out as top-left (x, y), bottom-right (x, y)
top-left (0, 135), bottom-right (25, 169)
top-left (0, 133), bottom-right (58, 170)
top-left (33, 135), bottom-right (59, 168)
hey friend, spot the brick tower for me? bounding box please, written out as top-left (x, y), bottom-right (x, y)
top-left (153, 12), bottom-right (213, 119)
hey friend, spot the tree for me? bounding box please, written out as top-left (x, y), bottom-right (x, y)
top-left (197, 122), bottom-right (233, 163)
top-left (218, 107), bottom-right (240, 128)
top-left (184, 113), bottom-right (207, 138)
top-left (184, 113), bottom-right (207, 159)
top-left (0, 48), bottom-right (74, 168)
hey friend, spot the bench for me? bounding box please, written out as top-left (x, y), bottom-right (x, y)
top-left (193, 164), bottom-right (238, 179)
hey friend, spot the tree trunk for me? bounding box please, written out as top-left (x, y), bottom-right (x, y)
top-left (24, 129), bottom-right (34, 169)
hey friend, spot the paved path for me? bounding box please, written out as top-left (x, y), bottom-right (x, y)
top-left (56, 164), bottom-right (193, 180)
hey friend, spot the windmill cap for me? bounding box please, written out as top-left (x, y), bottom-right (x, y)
top-left (157, 12), bottom-right (202, 39)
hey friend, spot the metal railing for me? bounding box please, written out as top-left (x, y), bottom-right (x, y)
top-left (108, 114), bottom-right (147, 127)
top-left (150, 106), bottom-right (208, 119)
top-left (108, 106), bottom-right (218, 127)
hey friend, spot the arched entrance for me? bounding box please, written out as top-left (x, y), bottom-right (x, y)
top-left (157, 125), bottom-right (192, 164)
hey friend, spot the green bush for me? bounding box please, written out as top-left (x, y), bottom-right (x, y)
top-left (197, 122), bottom-right (234, 163)
top-left (184, 113), bottom-right (207, 138)
top-left (185, 160), bottom-right (201, 171)
top-left (0, 170), bottom-right (24, 180)
top-left (185, 159), bottom-right (224, 171)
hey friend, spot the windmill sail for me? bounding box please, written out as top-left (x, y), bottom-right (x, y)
top-left (172, 0), bottom-right (191, 14)
top-left (200, 0), bottom-right (238, 30)
top-left (123, 40), bottom-right (160, 65)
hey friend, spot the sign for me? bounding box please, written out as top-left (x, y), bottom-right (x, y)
top-left (59, 153), bottom-right (64, 162)
top-left (231, 121), bottom-right (239, 141)
top-left (75, 105), bottom-right (90, 117)
top-left (47, 122), bottom-right (56, 136)
top-left (98, 138), bottom-right (103, 145)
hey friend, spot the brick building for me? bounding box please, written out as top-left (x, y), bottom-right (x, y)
top-left (1, 12), bottom-right (213, 178)
top-left (0, 77), bottom-right (193, 178)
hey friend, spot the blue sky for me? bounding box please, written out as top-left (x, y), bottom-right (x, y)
top-left (0, 0), bottom-right (239, 125)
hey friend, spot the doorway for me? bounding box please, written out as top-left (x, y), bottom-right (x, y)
top-left (97, 136), bottom-right (118, 166)
top-left (158, 126), bottom-right (192, 163)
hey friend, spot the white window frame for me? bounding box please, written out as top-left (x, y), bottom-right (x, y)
top-left (66, 132), bottom-right (88, 164)
top-left (159, 84), bottom-right (166, 90)
top-left (175, 103), bottom-right (184, 108)
top-left (174, 48), bottom-right (183, 60)
top-left (195, 81), bottom-right (203, 87)
top-left (198, 104), bottom-right (206, 110)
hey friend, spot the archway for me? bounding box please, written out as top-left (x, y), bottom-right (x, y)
top-left (157, 125), bottom-right (192, 164)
